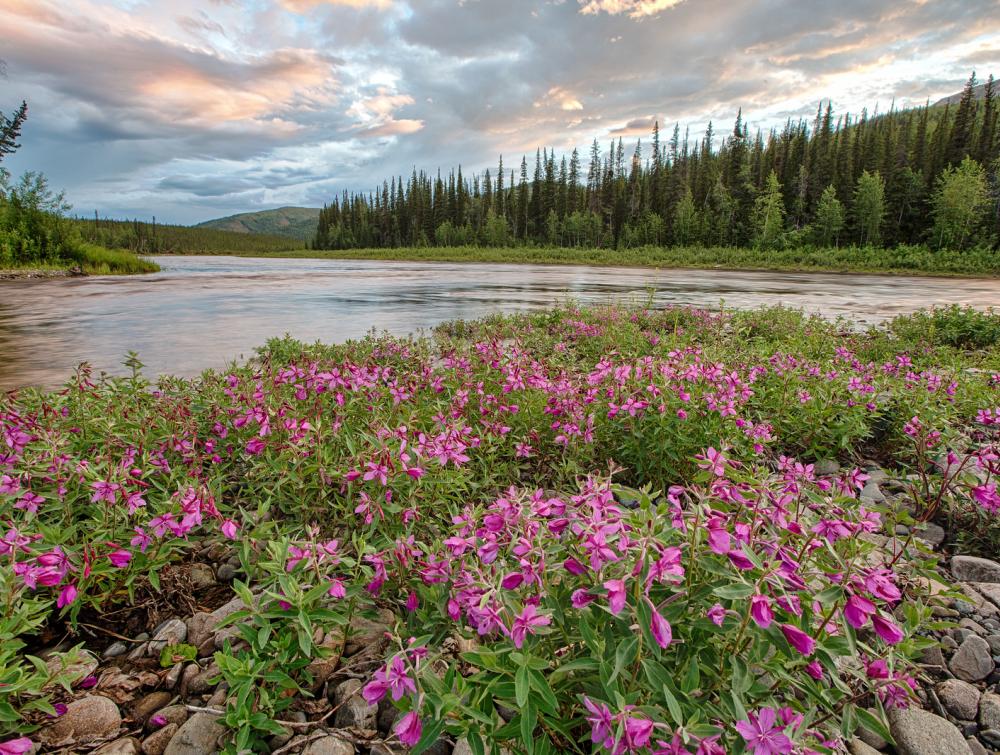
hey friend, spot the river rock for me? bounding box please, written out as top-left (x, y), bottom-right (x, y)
top-left (981, 693), bottom-right (1000, 731)
top-left (333, 679), bottom-right (377, 729)
top-left (189, 563), bottom-right (216, 590)
top-left (303, 735), bottom-right (356, 755)
top-left (103, 641), bottom-right (129, 659)
top-left (953, 557), bottom-right (1000, 584)
top-left (938, 679), bottom-right (982, 720)
top-left (888, 706), bottom-right (972, 755)
top-left (860, 481), bottom-right (885, 503)
top-left (958, 584), bottom-right (1000, 617)
top-left (187, 661), bottom-right (220, 695)
top-left (814, 459), bottom-right (840, 476)
top-left (186, 595), bottom-right (251, 648)
top-left (847, 739), bottom-right (880, 755)
top-left (153, 704), bottom-right (188, 728)
top-left (162, 712), bottom-right (225, 755)
top-left (38, 695), bottom-right (122, 746)
top-left (94, 737), bottom-right (142, 755)
top-left (914, 522), bottom-right (946, 548)
top-left (45, 648), bottom-right (99, 683)
top-left (133, 691), bottom-right (173, 724)
top-left (142, 724), bottom-right (178, 755)
top-left (343, 608), bottom-right (396, 656)
top-left (950, 636), bottom-right (995, 682)
top-left (967, 737), bottom-right (988, 755)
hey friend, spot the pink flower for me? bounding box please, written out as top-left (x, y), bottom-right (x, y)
top-left (583, 697), bottom-right (614, 749)
top-left (604, 578), bottom-right (627, 615)
top-left (805, 660), bottom-right (824, 680)
top-left (327, 579), bottom-right (346, 599)
top-left (735, 707), bottom-right (793, 754)
top-left (405, 591), bottom-right (419, 613)
top-left (781, 624), bottom-right (816, 656)
top-left (57, 583), bottom-right (78, 609)
top-left (871, 614), bottom-right (904, 645)
top-left (697, 447), bottom-right (728, 477)
top-left (511, 603), bottom-right (551, 648)
top-left (648, 600), bottom-right (672, 649)
top-left (0, 738), bottom-right (33, 755)
top-left (707, 603), bottom-right (726, 626)
top-left (220, 519), bottom-right (239, 540)
top-left (843, 594), bottom-right (876, 629)
top-left (750, 594), bottom-right (773, 629)
top-left (149, 714), bottom-right (167, 727)
top-left (624, 715), bottom-right (654, 749)
top-left (394, 711), bottom-right (422, 747)
top-left (107, 549), bottom-right (131, 568)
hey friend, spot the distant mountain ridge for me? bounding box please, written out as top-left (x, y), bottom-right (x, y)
top-left (195, 206), bottom-right (320, 240)
top-left (933, 81), bottom-right (991, 108)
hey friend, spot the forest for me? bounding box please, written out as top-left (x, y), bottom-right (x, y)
top-left (313, 73), bottom-right (998, 254)
top-left (74, 216), bottom-right (307, 255)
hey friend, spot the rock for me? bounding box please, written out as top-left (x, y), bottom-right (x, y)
top-left (848, 739), bottom-right (881, 755)
top-left (269, 711), bottom-right (306, 749)
top-left (142, 724), bottom-right (178, 755)
top-left (216, 564), bottom-right (237, 582)
top-left (958, 584), bottom-right (1000, 618)
top-left (187, 661), bottom-right (220, 695)
top-left (860, 481), bottom-right (885, 503)
top-left (960, 619), bottom-right (989, 636)
top-left (888, 706), bottom-right (972, 755)
top-left (303, 735), bottom-right (356, 755)
top-left (981, 693), bottom-right (1000, 731)
top-left (938, 680), bottom-right (982, 720)
top-left (186, 595), bottom-right (251, 648)
top-left (915, 522), bottom-right (946, 548)
top-left (130, 619), bottom-right (188, 661)
top-left (333, 679), bottom-right (377, 729)
top-left (38, 695), bottom-right (122, 746)
top-left (921, 645), bottom-right (947, 669)
top-left (103, 641), bottom-right (129, 659)
top-left (453, 739), bottom-right (511, 755)
top-left (987, 636), bottom-right (1000, 655)
top-left (189, 563), bottom-right (216, 590)
top-left (164, 662), bottom-right (185, 690)
top-left (153, 705), bottom-right (188, 729)
top-left (133, 691), bottom-right (173, 724)
top-left (967, 737), bottom-right (988, 755)
top-left (950, 636), bottom-right (994, 682)
top-left (953, 557), bottom-right (1000, 584)
top-left (94, 737), bottom-right (141, 755)
top-left (856, 709), bottom-right (889, 750)
top-left (814, 459), bottom-right (840, 476)
top-left (981, 729), bottom-right (1000, 749)
top-left (162, 712), bottom-right (225, 755)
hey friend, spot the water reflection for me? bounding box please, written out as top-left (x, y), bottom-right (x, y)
top-left (1, 256), bottom-right (996, 391)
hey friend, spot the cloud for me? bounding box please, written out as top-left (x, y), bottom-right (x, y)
top-left (578, 0), bottom-right (686, 19)
top-left (278, 0), bottom-right (392, 11)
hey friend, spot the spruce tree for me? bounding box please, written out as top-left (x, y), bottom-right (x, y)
top-left (853, 170), bottom-right (886, 246)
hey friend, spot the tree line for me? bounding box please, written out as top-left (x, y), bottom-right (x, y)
top-left (314, 73), bottom-right (998, 253)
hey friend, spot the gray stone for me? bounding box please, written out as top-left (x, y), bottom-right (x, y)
top-left (164, 662), bottom-right (185, 691)
top-left (987, 636), bottom-right (1000, 655)
top-left (814, 459), bottom-right (840, 476)
top-left (959, 584), bottom-right (1000, 617)
top-left (453, 738), bottom-right (512, 755)
top-left (38, 696), bottom-right (122, 746)
top-left (857, 709), bottom-right (889, 750)
top-left (960, 619), bottom-right (989, 636)
top-left (921, 645), bottom-right (947, 669)
top-left (216, 564), bottom-right (237, 582)
top-left (953, 557), bottom-right (1000, 584)
top-left (162, 712), bottom-right (225, 755)
top-left (861, 481), bottom-right (886, 503)
top-left (142, 724), bottom-right (178, 755)
top-left (94, 738), bottom-right (141, 755)
top-left (967, 737), bottom-right (988, 755)
top-left (980, 693), bottom-right (1000, 731)
top-left (848, 739), bottom-right (881, 755)
top-left (303, 735), bottom-right (355, 755)
top-left (131, 619), bottom-right (188, 661)
top-left (189, 563), bottom-right (215, 590)
top-left (103, 641), bottom-right (129, 659)
top-left (152, 705), bottom-right (188, 729)
top-left (343, 608), bottom-right (396, 656)
top-left (186, 595), bottom-right (251, 648)
top-left (187, 662), bottom-right (220, 695)
top-left (981, 729), bottom-right (1000, 748)
top-left (938, 679), bottom-right (982, 720)
top-left (950, 636), bottom-right (995, 682)
top-left (888, 706), bottom-right (972, 755)
top-left (915, 522), bottom-right (946, 548)
top-left (333, 679), bottom-right (377, 729)
top-left (268, 711), bottom-right (306, 750)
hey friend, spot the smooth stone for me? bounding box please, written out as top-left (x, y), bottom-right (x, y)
top-left (860, 481), bottom-right (885, 502)
top-left (950, 636), bottom-right (994, 682)
top-left (914, 522), bottom-right (946, 547)
top-left (164, 662), bottom-right (185, 690)
top-left (103, 641), bottom-right (129, 659)
top-left (133, 691), bottom-right (174, 723)
top-left (187, 662), bottom-right (220, 695)
top-left (888, 706), bottom-right (972, 755)
top-left (333, 679), bottom-right (377, 729)
top-left (186, 595), bottom-right (251, 648)
top-left (953, 557), bottom-right (1000, 584)
top-left (938, 679), bottom-right (982, 720)
top-left (967, 737), bottom-right (988, 755)
top-left (960, 619), bottom-right (989, 636)
top-left (189, 563), bottom-right (216, 590)
top-left (958, 584), bottom-right (1000, 617)
top-left (152, 705), bottom-right (188, 729)
top-left (342, 608), bottom-right (395, 656)
top-left (142, 724), bottom-right (178, 755)
top-left (38, 696), bottom-right (122, 746)
top-left (981, 729), bottom-right (1000, 748)
top-left (921, 645), bottom-right (947, 669)
top-left (216, 564), bottom-right (237, 582)
top-left (981, 693), bottom-right (1000, 731)
top-left (848, 739), bottom-right (881, 755)
top-left (990, 635), bottom-right (1000, 655)
top-left (94, 737), bottom-right (141, 755)
top-left (45, 648), bottom-right (99, 683)
top-left (162, 712), bottom-right (225, 755)
top-left (303, 735), bottom-right (356, 755)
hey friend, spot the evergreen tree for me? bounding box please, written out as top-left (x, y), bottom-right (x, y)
top-left (853, 170), bottom-right (886, 246)
top-left (752, 171), bottom-right (786, 249)
top-left (813, 185), bottom-right (845, 247)
top-left (0, 100), bottom-right (27, 162)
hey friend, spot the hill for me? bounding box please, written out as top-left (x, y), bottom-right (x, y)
top-left (195, 206), bottom-right (320, 240)
top-left (933, 81), bottom-right (991, 107)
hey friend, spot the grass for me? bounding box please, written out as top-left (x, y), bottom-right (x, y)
top-left (0, 243), bottom-right (160, 277)
top-left (236, 243), bottom-right (1000, 277)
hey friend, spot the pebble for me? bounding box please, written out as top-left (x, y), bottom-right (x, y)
top-left (103, 641), bottom-right (129, 659)
top-left (162, 712), bottom-right (226, 755)
top-left (888, 706), bottom-right (973, 754)
top-left (860, 481), bottom-right (885, 503)
top-left (967, 737), bottom-right (988, 755)
top-left (132, 691), bottom-right (173, 724)
top-left (38, 695), bottom-right (122, 746)
top-left (847, 739), bottom-right (880, 755)
top-left (952, 557), bottom-right (1000, 584)
top-left (142, 724), bottom-right (178, 755)
top-left (216, 564), bottom-right (237, 582)
top-left (303, 735), bottom-right (356, 755)
top-left (333, 679), bottom-right (377, 729)
top-left (981, 729), bottom-right (1000, 748)
top-left (981, 693), bottom-right (1000, 731)
top-left (950, 636), bottom-right (995, 682)
top-left (94, 737), bottom-right (141, 755)
top-left (188, 563), bottom-right (216, 590)
top-left (938, 679), bottom-right (982, 721)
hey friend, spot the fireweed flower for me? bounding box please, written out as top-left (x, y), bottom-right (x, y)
top-left (604, 579), bottom-right (627, 615)
top-left (0, 738), bottom-right (33, 755)
top-left (781, 624), bottom-right (816, 656)
top-left (648, 599), bottom-right (673, 649)
top-left (394, 711), bottom-right (422, 747)
top-left (735, 707), bottom-right (794, 754)
top-left (510, 603), bottom-right (551, 648)
top-left (707, 603), bottom-right (726, 626)
top-left (871, 614), bottom-right (904, 645)
top-left (750, 594), bottom-right (773, 629)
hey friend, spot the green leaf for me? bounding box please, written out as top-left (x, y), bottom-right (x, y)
top-left (515, 664), bottom-right (530, 708)
top-left (712, 583), bottom-right (754, 600)
top-left (520, 700), bottom-right (537, 754)
top-left (661, 684), bottom-right (684, 726)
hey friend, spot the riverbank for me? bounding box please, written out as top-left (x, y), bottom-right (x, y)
top-left (186, 243), bottom-right (1000, 278)
top-left (2, 304), bottom-right (999, 754)
top-left (0, 244), bottom-right (160, 278)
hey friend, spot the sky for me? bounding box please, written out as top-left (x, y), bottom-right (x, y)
top-left (1, 0), bottom-right (998, 225)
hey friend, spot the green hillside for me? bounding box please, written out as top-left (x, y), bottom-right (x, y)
top-left (195, 206), bottom-right (320, 240)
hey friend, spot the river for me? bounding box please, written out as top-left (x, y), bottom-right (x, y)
top-left (1, 255), bottom-right (998, 391)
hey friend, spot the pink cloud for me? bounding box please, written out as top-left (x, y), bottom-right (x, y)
top-left (278, 0), bottom-right (392, 11)
top-left (579, 0), bottom-right (686, 18)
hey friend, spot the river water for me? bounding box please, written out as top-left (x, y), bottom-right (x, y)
top-left (1, 255), bottom-right (998, 391)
